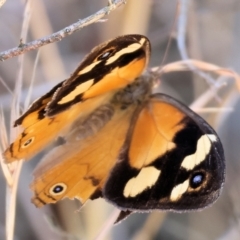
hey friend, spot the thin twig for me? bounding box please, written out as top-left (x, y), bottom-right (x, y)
top-left (24, 49), bottom-right (40, 110)
top-left (0, 0), bottom-right (6, 8)
top-left (189, 77), bottom-right (227, 110)
top-left (0, 76), bottom-right (13, 96)
top-left (5, 1), bottom-right (31, 240)
top-left (0, 108), bottom-right (12, 186)
top-left (192, 107), bottom-right (233, 113)
top-left (132, 212), bottom-right (166, 240)
top-left (0, 0), bottom-right (126, 62)
top-left (156, 2), bottom-right (180, 70)
top-left (6, 161), bottom-right (22, 240)
top-left (10, 0), bottom-right (31, 141)
top-left (177, 0), bottom-right (219, 89)
top-left (157, 59), bottom-right (240, 90)
top-left (93, 209), bottom-right (121, 240)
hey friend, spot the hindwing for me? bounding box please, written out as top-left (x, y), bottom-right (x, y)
top-left (103, 94), bottom-right (225, 211)
top-left (30, 102), bottom-right (138, 207)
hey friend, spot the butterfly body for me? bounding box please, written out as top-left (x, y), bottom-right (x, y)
top-left (3, 35), bottom-right (225, 217)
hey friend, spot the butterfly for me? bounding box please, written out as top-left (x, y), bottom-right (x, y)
top-left (3, 34), bottom-right (225, 221)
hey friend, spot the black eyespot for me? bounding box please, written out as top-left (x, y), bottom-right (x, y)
top-left (50, 183), bottom-right (67, 195)
top-left (22, 137), bottom-right (34, 148)
top-left (98, 49), bottom-right (114, 60)
top-left (190, 172), bottom-right (205, 189)
top-left (53, 185), bottom-right (63, 193)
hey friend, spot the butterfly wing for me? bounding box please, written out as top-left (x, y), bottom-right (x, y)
top-left (4, 34), bottom-right (150, 162)
top-left (30, 103), bottom-right (138, 207)
top-left (46, 35), bottom-right (150, 116)
top-left (103, 93), bottom-right (225, 211)
top-left (14, 82), bottom-right (63, 128)
top-left (3, 82), bottom-right (64, 161)
top-left (4, 90), bottom-right (114, 162)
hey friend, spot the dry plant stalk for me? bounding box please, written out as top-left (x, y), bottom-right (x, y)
top-left (0, 0), bottom-right (6, 8)
top-left (0, 1), bottom-right (31, 240)
top-left (0, 0), bottom-right (126, 61)
top-left (158, 59), bottom-right (240, 91)
top-left (0, 62), bottom-right (23, 240)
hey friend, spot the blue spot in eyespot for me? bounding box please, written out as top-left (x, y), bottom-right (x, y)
top-left (53, 185), bottom-right (64, 193)
top-left (190, 172), bottom-right (205, 188)
top-left (50, 183), bottom-right (67, 196)
top-left (101, 52), bottom-right (110, 58)
top-left (98, 49), bottom-right (114, 60)
top-left (193, 175), bottom-right (202, 184)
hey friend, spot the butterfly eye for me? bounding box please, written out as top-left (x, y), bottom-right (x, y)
top-left (22, 137), bottom-right (35, 148)
top-left (97, 49), bottom-right (114, 60)
top-left (190, 172), bottom-right (205, 189)
top-left (49, 183), bottom-right (67, 196)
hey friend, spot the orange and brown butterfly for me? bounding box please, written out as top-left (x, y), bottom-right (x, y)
top-left (3, 34), bottom-right (225, 221)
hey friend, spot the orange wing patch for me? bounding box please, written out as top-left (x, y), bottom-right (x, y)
top-left (31, 103), bottom-right (137, 207)
top-left (4, 93), bottom-right (114, 163)
top-left (82, 58), bottom-right (147, 100)
top-left (128, 100), bottom-right (185, 169)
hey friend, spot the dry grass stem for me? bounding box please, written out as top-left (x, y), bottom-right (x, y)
top-left (24, 49), bottom-right (40, 110)
top-left (0, 76), bottom-right (13, 96)
top-left (3, 1), bottom-right (32, 240)
top-left (0, 0), bottom-right (6, 8)
top-left (93, 209), bottom-right (121, 240)
top-left (132, 212), bottom-right (167, 240)
top-left (189, 77), bottom-right (228, 110)
top-left (5, 161), bottom-right (23, 240)
top-left (177, 0), bottom-right (219, 88)
top-left (0, 109), bottom-right (12, 186)
top-left (156, 59), bottom-right (240, 90)
top-left (192, 108), bottom-right (233, 113)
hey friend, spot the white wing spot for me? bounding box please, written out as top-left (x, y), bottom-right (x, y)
top-left (78, 61), bottom-right (100, 75)
top-left (170, 179), bottom-right (189, 201)
top-left (123, 166), bottom-right (161, 198)
top-left (181, 134), bottom-right (212, 171)
top-left (58, 79), bottom-right (94, 104)
top-left (207, 134), bottom-right (217, 142)
top-left (106, 43), bottom-right (142, 65)
top-left (139, 37), bottom-right (146, 45)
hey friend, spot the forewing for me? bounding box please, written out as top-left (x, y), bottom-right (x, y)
top-left (46, 35), bottom-right (150, 116)
top-left (3, 34), bottom-right (150, 163)
top-left (4, 92), bottom-right (113, 162)
top-left (3, 82), bottom-right (62, 162)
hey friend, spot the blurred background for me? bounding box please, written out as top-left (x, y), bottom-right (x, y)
top-left (0, 0), bottom-right (240, 239)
